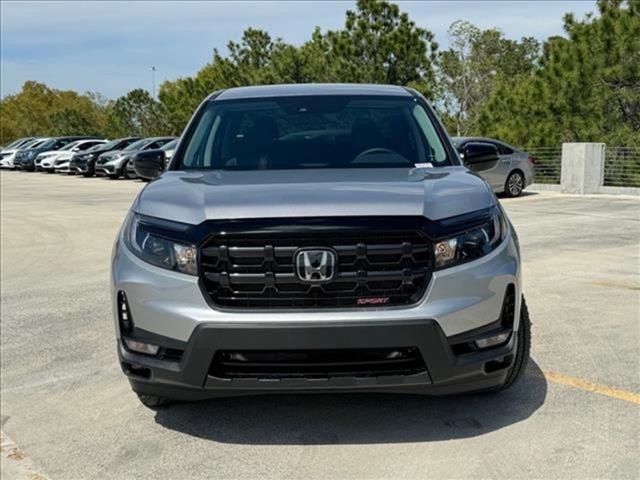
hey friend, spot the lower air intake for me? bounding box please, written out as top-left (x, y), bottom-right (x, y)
top-left (210, 347), bottom-right (427, 379)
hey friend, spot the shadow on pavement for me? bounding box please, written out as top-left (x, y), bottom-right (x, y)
top-left (154, 360), bottom-right (547, 444)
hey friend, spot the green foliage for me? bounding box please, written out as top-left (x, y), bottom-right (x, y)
top-left (438, 21), bottom-right (540, 136)
top-left (158, 0), bottom-right (438, 134)
top-left (106, 88), bottom-right (168, 137)
top-left (477, 0), bottom-right (640, 148)
top-left (0, 82), bottom-right (114, 142)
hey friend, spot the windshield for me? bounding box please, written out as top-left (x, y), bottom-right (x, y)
top-left (124, 139), bottom-right (150, 151)
top-left (85, 142), bottom-right (113, 153)
top-left (179, 96), bottom-right (452, 171)
top-left (94, 139), bottom-right (118, 150)
top-left (38, 138), bottom-right (59, 149)
top-left (25, 139), bottom-right (47, 149)
top-left (60, 140), bottom-right (82, 151)
top-left (5, 138), bottom-right (27, 149)
top-left (162, 139), bottom-right (178, 151)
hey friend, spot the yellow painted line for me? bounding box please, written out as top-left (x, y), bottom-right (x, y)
top-left (542, 370), bottom-right (640, 405)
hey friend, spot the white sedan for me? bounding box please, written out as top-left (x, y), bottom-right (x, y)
top-left (37, 139), bottom-right (107, 172)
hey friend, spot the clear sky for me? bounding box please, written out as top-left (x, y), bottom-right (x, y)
top-left (0, 1), bottom-right (597, 100)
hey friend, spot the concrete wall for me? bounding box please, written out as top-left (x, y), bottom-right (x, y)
top-left (528, 143), bottom-right (638, 196)
top-left (560, 143), bottom-right (605, 194)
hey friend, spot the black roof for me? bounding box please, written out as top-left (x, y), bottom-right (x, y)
top-left (215, 83), bottom-right (413, 101)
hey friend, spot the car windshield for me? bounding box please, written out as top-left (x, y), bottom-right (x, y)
top-left (124, 139), bottom-right (150, 151)
top-left (85, 142), bottom-right (109, 152)
top-left (38, 139), bottom-right (58, 149)
top-left (5, 138), bottom-right (26, 149)
top-left (60, 140), bottom-right (82, 151)
top-left (25, 139), bottom-right (47, 149)
top-left (162, 139), bottom-right (178, 151)
top-left (94, 139), bottom-right (116, 150)
top-left (179, 96), bottom-right (452, 170)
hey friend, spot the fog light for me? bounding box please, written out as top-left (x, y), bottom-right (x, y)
top-left (124, 338), bottom-right (160, 356)
top-left (474, 332), bottom-right (510, 349)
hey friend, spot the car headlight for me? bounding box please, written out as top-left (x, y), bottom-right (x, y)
top-left (123, 213), bottom-right (197, 275)
top-left (434, 206), bottom-right (506, 270)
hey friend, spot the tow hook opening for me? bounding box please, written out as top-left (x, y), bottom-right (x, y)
top-left (484, 354), bottom-right (514, 374)
top-left (121, 362), bottom-right (152, 379)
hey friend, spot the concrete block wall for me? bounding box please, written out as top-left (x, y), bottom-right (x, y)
top-left (560, 143), bottom-right (605, 194)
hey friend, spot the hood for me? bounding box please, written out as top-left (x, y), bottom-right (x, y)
top-left (54, 151), bottom-right (73, 161)
top-left (36, 149), bottom-right (60, 158)
top-left (134, 167), bottom-right (496, 225)
top-left (98, 150), bottom-right (127, 162)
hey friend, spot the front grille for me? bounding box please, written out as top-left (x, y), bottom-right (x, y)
top-left (210, 347), bottom-right (426, 379)
top-left (200, 229), bottom-right (433, 309)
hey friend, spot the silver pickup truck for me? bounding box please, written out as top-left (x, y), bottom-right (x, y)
top-left (111, 83), bottom-right (531, 407)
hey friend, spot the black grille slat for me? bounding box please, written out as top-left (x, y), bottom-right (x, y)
top-left (210, 348), bottom-right (427, 379)
top-left (200, 228), bottom-right (433, 309)
top-left (205, 269), bottom-right (428, 285)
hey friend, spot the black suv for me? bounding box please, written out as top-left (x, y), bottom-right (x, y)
top-left (70, 137), bottom-right (142, 177)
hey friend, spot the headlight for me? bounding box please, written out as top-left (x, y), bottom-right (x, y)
top-left (123, 213), bottom-right (197, 275)
top-left (434, 206), bottom-right (506, 270)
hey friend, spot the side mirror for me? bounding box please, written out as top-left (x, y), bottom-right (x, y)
top-left (462, 142), bottom-right (499, 171)
top-left (134, 149), bottom-right (166, 180)
top-left (72, 147), bottom-right (80, 152)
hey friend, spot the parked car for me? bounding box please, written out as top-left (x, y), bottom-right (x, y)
top-left (451, 137), bottom-right (535, 197)
top-left (70, 137), bottom-right (142, 177)
top-left (125, 138), bottom-right (178, 179)
top-left (36, 139), bottom-right (106, 172)
top-left (115, 84), bottom-right (530, 407)
top-left (0, 138), bottom-right (45, 169)
top-left (1, 137), bottom-right (37, 152)
top-left (43, 139), bottom-right (108, 173)
top-left (96, 136), bottom-right (175, 179)
top-left (14, 136), bottom-right (98, 171)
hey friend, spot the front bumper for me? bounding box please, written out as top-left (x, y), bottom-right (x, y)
top-left (112, 225), bottom-right (521, 399)
top-left (96, 163), bottom-right (116, 175)
top-left (120, 319), bottom-right (517, 400)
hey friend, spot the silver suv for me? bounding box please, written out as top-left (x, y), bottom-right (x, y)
top-left (111, 84), bottom-right (531, 407)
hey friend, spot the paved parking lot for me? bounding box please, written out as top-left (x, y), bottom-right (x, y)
top-left (1, 171), bottom-right (639, 480)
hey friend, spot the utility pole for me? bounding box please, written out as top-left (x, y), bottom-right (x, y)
top-left (151, 66), bottom-right (156, 99)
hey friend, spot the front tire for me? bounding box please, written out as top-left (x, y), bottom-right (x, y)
top-left (123, 161), bottom-right (137, 180)
top-left (504, 171), bottom-right (525, 197)
top-left (136, 393), bottom-right (172, 409)
top-left (488, 296), bottom-right (531, 392)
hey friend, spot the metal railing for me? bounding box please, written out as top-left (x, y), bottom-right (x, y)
top-left (604, 147), bottom-right (640, 188)
top-left (527, 147), bottom-right (562, 184)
